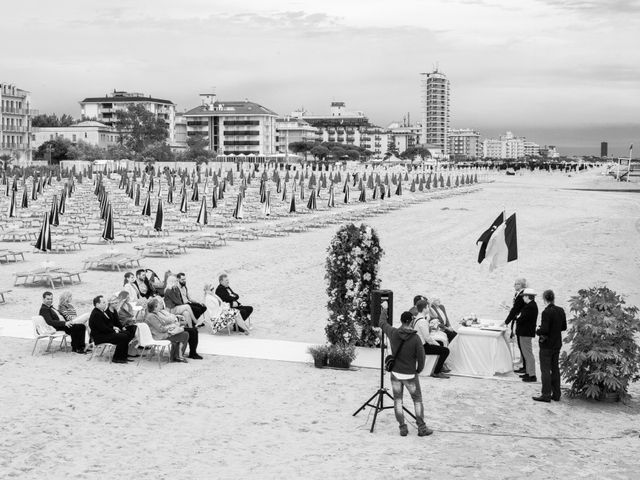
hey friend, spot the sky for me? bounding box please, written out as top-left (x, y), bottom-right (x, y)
top-left (3, 0), bottom-right (639, 156)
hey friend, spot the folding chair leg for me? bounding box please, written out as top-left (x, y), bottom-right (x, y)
top-left (46, 337), bottom-right (55, 356)
top-left (137, 347), bottom-right (147, 366)
top-left (32, 338), bottom-right (41, 356)
top-left (158, 346), bottom-right (164, 368)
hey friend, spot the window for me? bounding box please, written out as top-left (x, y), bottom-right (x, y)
top-left (84, 133), bottom-right (88, 138)
top-left (72, 134), bottom-right (77, 142)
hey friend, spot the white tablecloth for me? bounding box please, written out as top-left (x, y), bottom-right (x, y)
top-left (447, 325), bottom-right (513, 376)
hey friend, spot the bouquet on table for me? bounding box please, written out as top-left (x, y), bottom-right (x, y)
top-left (460, 313), bottom-right (479, 327)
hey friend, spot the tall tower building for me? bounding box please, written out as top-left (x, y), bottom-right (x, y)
top-left (600, 141), bottom-right (608, 157)
top-left (420, 69), bottom-right (450, 155)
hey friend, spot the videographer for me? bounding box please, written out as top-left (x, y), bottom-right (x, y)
top-left (375, 303), bottom-right (433, 437)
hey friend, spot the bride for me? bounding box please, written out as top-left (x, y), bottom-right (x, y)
top-left (202, 283), bottom-right (250, 335)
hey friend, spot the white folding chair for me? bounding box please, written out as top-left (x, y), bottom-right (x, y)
top-left (31, 315), bottom-right (69, 356)
top-left (86, 325), bottom-right (116, 362)
top-left (135, 322), bottom-right (171, 368)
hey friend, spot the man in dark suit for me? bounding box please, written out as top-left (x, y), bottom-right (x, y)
top-left (39, 291), bottom-right (87, 353)
top-left (533, 290), bottom-right (567, 402)
top-left (215, 274), bottom-right (253, 325)
top-left (517, 288), bottom-right (538, 382)
top-left (504, 278), bottom-right (528, 373)
top-left (177, 273), bottom-right (207, 323)
top-left (88, 295), bottom-right (132, 364)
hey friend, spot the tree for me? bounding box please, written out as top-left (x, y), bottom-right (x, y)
top-left (66, 140), bottom-right (107, 161)
top-left (105, 143), bottom-right (133, 160)
top-left (142, 141), bottom-right (175, 163)
top-left (0, 153), bottom-right (13, 170)
top-left (35, 138), bottom-right (72, 164)
top-left (185, 134), bottom-right (216, 163)
top-left (114, 104), bottom-right (168, 154)
top-left (345, 149), bottom-right (360, 160)
top-left (31, 113), bottom-right (76, 127)
top-left (310, 145), bottom-right (330, 161)
top-left (288, 141), bottom-right (313, 160)
top-left (400, 146), bottom-right (431, 161)
top-left (385, 139), bottom-right (400, 159)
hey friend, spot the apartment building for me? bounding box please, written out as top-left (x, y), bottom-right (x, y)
top-left (184, 94), bottom-right (278, 156)
top-left (275, 117), bottom-right (318, 153)
top-left (79, 90), bottom-right (176, 143)
top-left (449, 128), bottom-right (482, 160)
top-left (31, 121), bottom-right (119, 150)
top-left (420, 69), bottom-right (450, 155)
top-left (1, 82), bottom-right (36, 164)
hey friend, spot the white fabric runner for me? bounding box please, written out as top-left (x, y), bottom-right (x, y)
top-left (447, 324), bottom-right (513, 376)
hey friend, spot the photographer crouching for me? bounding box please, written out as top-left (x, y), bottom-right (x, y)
top-left (375, 302), bottom-right (433, 437)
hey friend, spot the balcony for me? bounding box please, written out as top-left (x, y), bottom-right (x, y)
top-left (0, 143), bottom-right (29, 150)
top-left (223, 140), bottom-right (260, 146)
top-left (224, 130), bottom-right (259, 136)
top-left (1, 125), bottom-right (29, 133)
top-left (1, 107), bottom-right (38, 115)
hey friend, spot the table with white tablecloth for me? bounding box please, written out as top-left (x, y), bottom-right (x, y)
top-left (447, 324), bottom-right (513, 376)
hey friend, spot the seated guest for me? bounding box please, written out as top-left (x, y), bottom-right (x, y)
top-left (116, 290), bottom-right (138, 327)
top-left (144, 297), bottom-right (202, 360)
top-left (133, 269), bottom-right (155, 299)
top-left (429, 298), bottom-right (457, 343)
top-left (88, 295), bottom-right (132, 364)
top-left (177, 272), bottom-right (207, 325)
top-left (203, 283), bottom-right (249, 334)
top-left (39, 291), bottom-right (87, 354)
top-left (58, 291), bottom-right (87, 325)
top-left (123, 272), bottom-right (146, 306)
top-left (146, 269), bottom-right (168, 297)
top-left (106, 293), bottom-right (137, 340)
top-left (215, 274), bottom-right (253, 329)
top-left (412, 300), bottom-right (450, 379)
top-left (409, 295), bottom-right (427, 318)
top-left (164, 275), bottom-right (197, 328)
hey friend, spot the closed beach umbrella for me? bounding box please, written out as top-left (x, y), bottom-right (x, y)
top-left (410, 179), bottom-right (416, 192)
top-left (300, 183), bottom-right (305, 201)
top-left (35, 212), bottom-right (52, 252)
top-left (344, 185), bottom-right (350, 204)
top-left (31, 179), bottom-right (38, 200)
top-left (59, 189), bottom-right (67, 215)
top-left (307, 188), bottom-right (317, 211)
top-left (395, 181), bottom-right (403, 196)
top-left (21, 187), bottom-right (29, 208)
top-left (372, 184), bottom-right (379, 200)
top-left (154, 198), bottom-right (164, 232)
top-left (327, 184), bottom-right (335, 208)
top-left (218, 183), bottom-right (224, 200)
top-left (232, 194), bottom-right (244, 219)
top-left (134, 184), bottom-right (141, 206)
top-left (191, 182), bottom-right (199, 202)
top-left (196, 197), bottom-right (208, 226)
top-left (289, 194), bottom-right (296, 213)
top-left (180, 190), bottom-right (188, 214)
top-left (281, 183), bottom-right (287, 202)
top-left (8, 189), bottom-right (16, 217)
top-left (446, 176), bottom-right (451, 188)
top-left (142, 194), bottom-right (152, 216)
top-left (49, 195), bottom-right (60, 226)
top-left (263, 191), bottom-right (271, 216)
top-left (102, 203), bottom-right (115, 241)
top-left (276, 177), bottom-right (282, 193)
top-left (359, 188), bottom-right (366, 203)
top-left (211, 189), bottom-right (217, 210)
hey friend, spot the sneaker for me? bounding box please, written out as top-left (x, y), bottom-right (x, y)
top-left (399, 424), bottom-right (408, 437)
top-left (418, 425), bottom-right (434, 437)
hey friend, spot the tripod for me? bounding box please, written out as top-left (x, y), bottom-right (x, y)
top-left (353, 330), bottom-right (416, 433)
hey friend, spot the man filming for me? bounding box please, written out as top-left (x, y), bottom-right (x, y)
top-left (375, 302), bottom-right (433, 437)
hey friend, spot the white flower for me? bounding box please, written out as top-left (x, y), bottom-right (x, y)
top-left (345, 279), bottom-right (354, 289)
top-left (363, 272), bottom-right (371, 281)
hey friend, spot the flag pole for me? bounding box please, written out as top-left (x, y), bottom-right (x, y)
top-left (628, 144), bottom-right (633, 183)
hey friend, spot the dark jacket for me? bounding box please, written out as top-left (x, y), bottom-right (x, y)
top-left (536, 304), bottom-right (567, 350)
top-left (516, 300), bottom-right (538, 337)
top-left (216, 284), bottom-right (240, 306)
top-left (105, 308), bottom-right (125, 330)
top-left (163, 286), bottom-right (184, 310)
top-left (505, 290), bottom-right (525, 326)
top-left (89, 307), bottom-right (117, 344)
top-left (39, 304), bottom-right (67, 330)
top-left (379, 310), bottom-right (425, 375)
top-left (133, 279), bottom-right (155, 299)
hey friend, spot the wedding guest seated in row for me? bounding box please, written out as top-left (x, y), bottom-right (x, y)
top-left (203, 283), bottom-right (250, 335)
top-left (115, 290), bottom-right (137, 327)
top-left (58, 291), bottom-right (88, 326)
top-left (409, 295), bottom-right (427, 318)
top-left (429, 298), bottom-right (457, 343)
top-left (215, 274), bottom-right (253, 331)
top-left (88, 295), bottom-right (132, 364)
top-left (106, 293), bottom-right (137, 341)
top-left (177, 273), bottom-right (207, 325)
top-left (412, 300), bottom-right (450, 379)
top-left (144, 297), bottom-right (202, 361)
top-left (133, 269), bottom-right (155, 299)
top-left (123, 272), bottom-right (145, 305)
top-left (39, 291), bottom-right (87, 354)
top-left (164, 275), bottom-right (198, 328)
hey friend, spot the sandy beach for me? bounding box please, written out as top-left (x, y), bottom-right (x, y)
top-left (1, 168), bottom-right (639, 479)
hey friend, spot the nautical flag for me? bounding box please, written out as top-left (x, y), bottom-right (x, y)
top-left (482, 213), bottom-right (518, 271)
top-left (476, 213), bottom-right (504, 264)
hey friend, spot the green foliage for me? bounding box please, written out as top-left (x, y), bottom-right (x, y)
top-left (560, 286), bottom-right (640, 402)
top-left (401, 146), bottom-right (431, 160)
top-left (35, 138), bottom-right (73, 163)
top-left (184, 134), bottom-right (216, 163)
top-left (310, 145), bottom-right (330, 161)
top-left (307, 345), bottom-right (330, 364)
top-left (31, 113), bottom-right (75, 127)
top-left (66, 140), bottom-right (106, 161)
top-left (327, 344), bottom-right (357, 369)
top-left (114, 104), bottom-right (168, 154)
top-left (142, 141), bottom-right (175, 163)
top-left (385, 139), bottom-right (400, 159)
top-left (105, 143), bottom-right (133, 160)
top-left (0, 153), bottom-right (12, 170)
top-left (325, 223), bottom-right (383, 347)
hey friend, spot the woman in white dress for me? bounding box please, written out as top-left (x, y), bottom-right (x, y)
top-left (202, 283), bottom-right (249, 334)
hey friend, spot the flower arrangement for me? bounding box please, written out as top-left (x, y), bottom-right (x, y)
top-left (308, 345), bottom-right (329, 368)
top-left (460, 314), bottom-right (479, 327)
top-left (560, 286), bottom-right (640, 402)
top-left (325, 223), bottom-right (384, 348)
top-left (326, 344), bottom-right (357, 369)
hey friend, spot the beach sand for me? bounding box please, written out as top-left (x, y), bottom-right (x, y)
top-left (1, 168), bottom-right (639, 478)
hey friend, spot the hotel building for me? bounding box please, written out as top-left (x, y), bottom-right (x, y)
top-left (448, 128), bottom-right (482, 160)
top-left (184, 94), bottom-right (278, 157)
top-left (31, 121), bottom-right (119, 150)
top-left (1, 82), bottom-right (36, 165)
top-left (79, 90), bottom-right (177, 143)
top-left (420, 69), bottom-right (450, 155)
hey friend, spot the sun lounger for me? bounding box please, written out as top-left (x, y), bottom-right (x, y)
top-left (0, 249), bottom-right (26, 263)
top-left (0, 288), bottom-right (12, 303)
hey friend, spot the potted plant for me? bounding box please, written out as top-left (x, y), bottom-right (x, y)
top-left (308, 345), bottom-right (329, 368)
top-left (327, 344), bottom-right (357, 369)
top-left (560, 286), bottom-right (640, 403)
